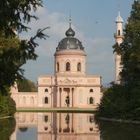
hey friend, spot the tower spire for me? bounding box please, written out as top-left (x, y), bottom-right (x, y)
top-left (118, 11), bottom-right (120, 17)
top-left (69, 12), bottom-right (72, 28)
top-left (65, 12), bottom-right (75, 37)
top-left (117, 0), bottom-right (121, 13)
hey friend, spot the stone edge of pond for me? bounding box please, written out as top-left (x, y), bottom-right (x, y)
top-left (0, 116), bottom-right (13, 120)
top-left (99, 117), bottom-right (140, 124)
top-left (16, 108), bottom-right (97, 113)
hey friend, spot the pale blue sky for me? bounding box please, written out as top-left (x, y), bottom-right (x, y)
top-left (23, 0), bottom-right (134, 85)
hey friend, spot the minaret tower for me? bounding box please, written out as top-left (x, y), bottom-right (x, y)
top-left (114, 12), bottom-right (124, 84)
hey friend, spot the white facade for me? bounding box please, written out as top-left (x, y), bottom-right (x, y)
top-left (11, 22), bottom-right (102, 109)
top-left (114, 12), bottom-right (124, 84)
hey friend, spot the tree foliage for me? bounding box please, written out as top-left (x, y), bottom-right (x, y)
top-left (0, 0), bottom-right (48, 117)
top-left (0, 118), bottom-right (16, 140)
top-left (96, 84), bottom-right (140, 120)
top-left (98, 120), bottom-right (140, 140)
top-left (0, 93), bottom-right (16, 117)
top-left (0, 0), bottom-right (42, 35)
top-left (0, 28), bottom-right (48, 95)
top-left (96, 1), bottom-right (140, 120)
top-left (119, 0), bottom-right (140, 88)
top-left (0, 0), bottom-right (48, 95)
top-left (17, 78), bottom-right (37, 92)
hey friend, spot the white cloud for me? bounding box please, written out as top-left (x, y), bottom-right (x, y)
top-left (23, 7), bottom-right (115, 84)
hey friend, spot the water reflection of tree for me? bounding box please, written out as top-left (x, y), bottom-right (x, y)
top-left (98, 121), bottom-right (140, 140)
top-left (19, 127), bottom-right (28, 132)
top-left (0, 118), bottom-right (16, 140)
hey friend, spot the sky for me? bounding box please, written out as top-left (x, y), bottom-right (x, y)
top-left (22, 0), bottom-right (134, 85)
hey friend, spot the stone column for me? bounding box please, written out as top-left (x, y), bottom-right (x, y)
top-left (59, 113), bottom-right (62, 133)
top-left (57, 87), bottom-right (59, 107)
top-left (71, 113), bottom-right (74, 132)
top-left (68, 88), bottom-right (70, 107)
top-left (59, 88), bottom-right (62, 107)
top-left (72, 88), bottom-right (74, 107)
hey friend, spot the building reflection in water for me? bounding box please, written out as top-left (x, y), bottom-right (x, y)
top-left (11, 112), bottom-right (100, 140)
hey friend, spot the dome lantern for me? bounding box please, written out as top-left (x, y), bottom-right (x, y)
top-left (65, 27), bottom-right (75, 37)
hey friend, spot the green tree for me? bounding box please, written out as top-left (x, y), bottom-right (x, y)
top-left (98, 120), bottom-right (140, 140)
top-left (96, 1), bottom-right (140, 120)
top-left (0, 0), bottom-right (42, 35)
top-left (0, 93), bottom-right (16, 117)
top-left (0, 0), bottom-right (48, 94)
top-left (17, 78), bottom-right (37, 92)
top-left (0, 118), bottom-right (16, 140)
top-left (120, 0), bottom-right (140, 88)
top-left (0, 0), bottom-right (48, 116)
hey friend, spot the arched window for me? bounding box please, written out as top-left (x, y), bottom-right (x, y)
top-left (89, 116), bottom-right (94, 123)
top-left (45, 97), bottom-right (48, 104)
top-left (118, 30), bottom-right (120, 35)
top-left (90, 89), bottom-right (93, 92)
top-left (66, 62), bottom-right (70, 71)
top-left (77, 62), bottom-right (81, 71)
top-left (45, 88), bottom-right (48, 92)
top-left (89, 128), bottom-right (93, 131)
top-left (89, 97), bottom-right (94, 104)
top-left (44, 127), bottom-right (48, 131)
top-left (57, 62), bottom-right (59, 72)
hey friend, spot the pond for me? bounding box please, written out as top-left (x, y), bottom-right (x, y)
top-left (1, 112), bottom-right (140, 140)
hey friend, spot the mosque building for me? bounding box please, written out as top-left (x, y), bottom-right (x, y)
top-left (11, 19), bottom-right (102, 109)
top-left (11, 12), bottom-right (123, 109)
top-left (37, 19), bottom-right (102, 108)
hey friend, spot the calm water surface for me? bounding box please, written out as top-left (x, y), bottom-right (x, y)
top-left (1, 112), bottom-right (140, 140)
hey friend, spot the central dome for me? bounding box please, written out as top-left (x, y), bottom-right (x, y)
top-left (56, 27), bottom-right (84, 51)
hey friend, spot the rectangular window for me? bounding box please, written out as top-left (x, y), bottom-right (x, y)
top-left (44, 115), bottom-right (48, 122)
top-left (89, 116), bottom-right (94, 123)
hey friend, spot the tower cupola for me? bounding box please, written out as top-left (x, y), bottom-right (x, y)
top-left (116, 11), bottom-right (124, 23)
top-left (115, 11), bottom-right (124, 43)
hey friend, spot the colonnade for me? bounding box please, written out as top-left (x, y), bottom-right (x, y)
top-left (56, 87), bottom-right (75, 108)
